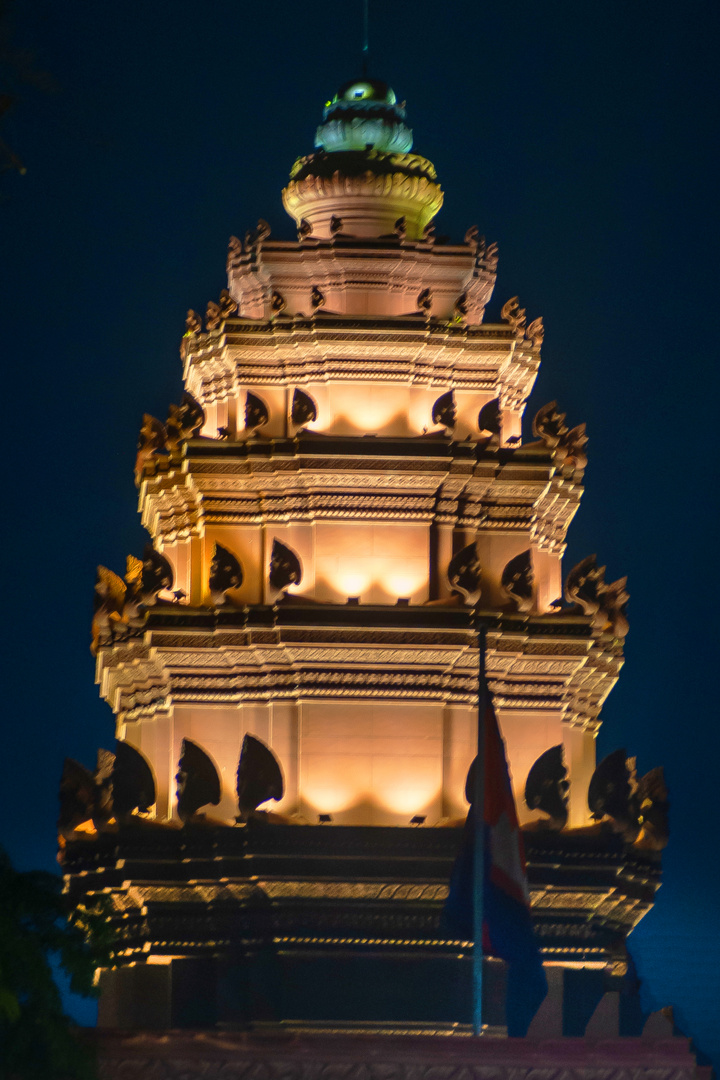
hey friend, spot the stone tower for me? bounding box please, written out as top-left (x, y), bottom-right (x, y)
top-left (62, 80), bottom-right (674, 1053)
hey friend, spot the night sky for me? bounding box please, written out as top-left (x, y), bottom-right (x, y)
top-left (2, 0), bottom-right (719, 1061)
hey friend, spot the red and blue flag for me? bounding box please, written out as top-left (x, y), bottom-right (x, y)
top-left (444, 690), bottom-right (547, 1035)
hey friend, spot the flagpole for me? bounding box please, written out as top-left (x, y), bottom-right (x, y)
top-left (472, 617), bottom-right (487, 1036)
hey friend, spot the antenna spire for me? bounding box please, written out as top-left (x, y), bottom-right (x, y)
top-left (362, 0), bottom-right (369, 76)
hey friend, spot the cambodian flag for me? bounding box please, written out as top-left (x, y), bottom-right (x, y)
top-left (444, 687), bottom-right (547, 1035)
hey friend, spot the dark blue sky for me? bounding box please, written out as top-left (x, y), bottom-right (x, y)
top-left (2, 0), bottom-right (719, 1059)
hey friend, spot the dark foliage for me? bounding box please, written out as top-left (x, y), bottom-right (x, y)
top-left (0, 845), bottom-right (114, 1080)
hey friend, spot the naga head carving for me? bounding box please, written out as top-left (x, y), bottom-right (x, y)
top-left (532, 401), bottom-right (568, 449)
top-left (135, 414), bottom-right (167, 479)
top-left (524, 745), bottom-right (569, 831)
top-left (236, 734), bottom-right (284, 820)
top-left (91, 565), bottom-right (126, 653)
top-left (166, 391), bottom-right (205, 450)
top-left (478, 397), bottom-right (502, 438)
top-left (209, 543), bottom-right (243, 606)
top-left (291, 388), bottom-right (318, 427)
top-left (500, 296), bottom-right (526, 333)
top-left (176, 739), bottom-right (221, 822)
top-left (635, 766), bottom-right (669, 851)
top-left (432, 389), bottom-right (456, 432)
top-left (112, 740), bottom-right (156, 822)
top-left (501, 549), bottom-right (534, 612)
top-left (447, 542), bottom-right (482, 606)
top-left (588, 748), bottom-right (639, 841)
top-left (245, 218), bottom-right (271, 249)
top-left (245, 391), bottom-right (269, 432)
top-left (269, 538), bottom-right (303, 595)
top-left (140, 543), bottom-right (174, 606)
top-left (564, 554), bottom-right (606, 615)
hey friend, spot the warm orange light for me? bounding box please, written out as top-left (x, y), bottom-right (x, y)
top-left (336, 569), bottom-right (371, 598)
top-left (302, 782), bottom-right (357, 815)
top-left (378, 781), bottom-right (442, 815)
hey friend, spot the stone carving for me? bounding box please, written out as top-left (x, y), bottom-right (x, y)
top-left (422, 222), bottom-right (435, 242)
top-left (599, 574), bottom-right (629, 639)
top-left (236, 733), bottom-right (284, 820)
top-left (185, 309), bottom-right (202, 334)
top-left (226, 234), bottom-right (242, 262)
top-left (297, 217), bottom-right (313, 238)
top-left (140, 542), bottom-right (174, 606)
top-left (166, 391), bottom-right (205, 451)
top-left (176, 738), bottom-right (221, 821)
top-left (112, 739), bottom-right (156, 821)
top-left (478, 236), bottom-right (499, 270)
top-left (501, 549), bottom-right (534, 612)
top-left (206, 289), bottom-right (237, 329)
top-left (58, 758), bottom-right (103, 836)
top-left (635, 766), bottom-right (669, 851)
top-left (205, 300), bottom-right (222, 329)
top-left (464, 224), bottom-right (479, 251)
top-left (122, 555), bottom-right (144, 622)
top-left (557, 423), bottom-right (589, 477)
top-left (501, 295), bottom-right (527, 333)
top-left (588, 748), bottom-right (639, 841)
top-left (269, 538), bottom-right (303, 596)
top-left (532, 400), bottom-right (568, 449)
top-left (453, 293), bottom-right (468, 321)
top-left (244, 218), bottom-right (271, 249)
top-left (431, 389), bottom-right (456, 432)
top-left (219, 289), bottom-right (236, 317)
top-left (526, 316), bottom-right (545, 348)
top-left (524, 744), bottom-right (569, 830)
top-left (329, 214), bottom-right (343, 235)
top-left (311, 285), bottom-right (325, 309)
top-left (589, 749), bottom-right (670, 849)
top-left (447, 541), bottom-right (482, 605)
top-left (209, 543), bottom-right (243, 606)
top-left (477, 397), bottom-right (502, 438)
top-left (291, 387), bottom-right (318, 427)
top-left (531, 401), bottom-right (588, 479)
top-left (417, 287), bottom-right (432, 312)
top-left (394, 215), bottom-right (406, 239)
top-left (564, 555), bottom-right (629, 638)
top-left (245, 390), bottom-right (269, 432)
top-left (91, 565), bottom-right (127, 654)
top-left (134, 413), bottom-right (166, 479)
top-left (270, 289), bottom-right (286, 315)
